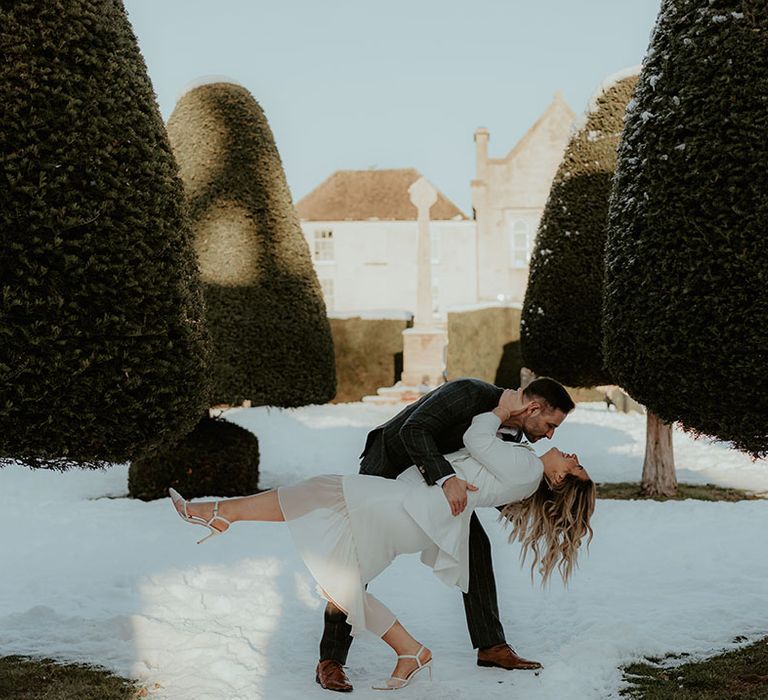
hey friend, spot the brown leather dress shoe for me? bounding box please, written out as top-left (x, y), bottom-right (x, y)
top-left (477, 643), bottom-right (542, 670)
top-left (315, 660), bottom-right (354, 692)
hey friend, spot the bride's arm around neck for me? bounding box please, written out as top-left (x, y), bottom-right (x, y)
top-left (462, 411), bottom-right (543, 487)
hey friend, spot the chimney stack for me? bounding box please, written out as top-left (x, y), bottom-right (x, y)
top-left (474, 127), bottom-right (489, 180)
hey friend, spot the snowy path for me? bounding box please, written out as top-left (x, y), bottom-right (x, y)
top-left (1, 403), bottom-right (766, 699)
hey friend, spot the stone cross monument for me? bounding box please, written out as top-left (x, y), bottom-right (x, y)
top-left (400, 177), bottom-right (448, 387)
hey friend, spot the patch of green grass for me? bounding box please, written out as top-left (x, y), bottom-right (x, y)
top-left (597, 482), bottom-right (763, 502)
top-left (0, 656), bottom-right (143, 700)
top-left (622, 636), bottom-right (768, 699)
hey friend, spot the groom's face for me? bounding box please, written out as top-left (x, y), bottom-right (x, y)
top-left (521, 405), bottom-right (567, 443)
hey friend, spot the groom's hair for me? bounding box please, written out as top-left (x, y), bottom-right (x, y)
top-left (523, 377), bottom-right (575, 414)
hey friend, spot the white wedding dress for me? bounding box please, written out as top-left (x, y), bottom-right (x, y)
top-left (277, 412), bottom-right (543, 637)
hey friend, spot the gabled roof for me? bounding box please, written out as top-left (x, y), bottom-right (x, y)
top-left (296, 168), bottom-right (467, 221)
top-left (502, 92), bottom-right (575, 163)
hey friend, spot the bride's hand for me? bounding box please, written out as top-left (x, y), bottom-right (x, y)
top-left (442, 476), bottom-right (479, 516)
top-left (496, 388), bottom-right (525, 422)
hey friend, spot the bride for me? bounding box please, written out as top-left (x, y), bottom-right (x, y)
top-left (170, 391), bottom-right (595, 690)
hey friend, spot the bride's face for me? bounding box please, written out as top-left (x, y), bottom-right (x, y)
top-left (541, 448), bottom-right (590, 489)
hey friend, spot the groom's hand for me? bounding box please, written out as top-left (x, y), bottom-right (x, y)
top-left (442, 477), bottom-right (479, 516)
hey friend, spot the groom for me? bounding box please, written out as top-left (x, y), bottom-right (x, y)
top-left (315, 376), bottom-right (575, 692)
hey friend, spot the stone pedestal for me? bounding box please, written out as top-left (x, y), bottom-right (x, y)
top-left (361, 327), bottom-right (448, 405)
top-left (360, 383), bottom-right (425, 405)
top-left (400, 327), bottom-right (448, 387)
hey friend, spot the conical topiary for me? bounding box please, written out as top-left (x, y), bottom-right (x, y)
top-left (521, 69), bottom-right (639, 387)
top-left (0, 0), bottom-right (210, 469)
top-left (166, 82), bottom-right (336, 407)
top-left (604, 0), bottom-right (768, 460)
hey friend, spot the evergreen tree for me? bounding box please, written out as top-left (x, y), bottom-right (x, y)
top-left (166, 82), bottom-right (336, 406)
top-left (522, 70), bottom-right (639, 387)
top-left (128, 415), bottom-right (259, 501)
top-left (128, 82), bottom-right (338, 498)
top-left (604, 0), bottom-right (768, 478)
top-left (0, 0), bottom-right (210, 469)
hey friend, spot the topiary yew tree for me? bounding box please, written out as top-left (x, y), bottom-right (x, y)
top-left (604, 0), bottom-right (768, 481)
top-left (128, 83), bottom-right (338, 499)
top-left (521, 70), bottom-right (639, 387)
top-left (166, 82), bottom-right (336, 407)
top-left (128, 415), bottom-right (259, 501)
top-left (0, 0), bottom-right (210, 469)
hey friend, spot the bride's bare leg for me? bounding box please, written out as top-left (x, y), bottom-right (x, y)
top-left (219, 491), bottom-right (285, 523)
top-left (178, 490), bottom-right (285, 531)
top-left (381, 620), bottom-right (432, 683)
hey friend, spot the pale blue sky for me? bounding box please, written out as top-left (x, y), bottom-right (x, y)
top-left (125, 0), bottom-right (660, 213)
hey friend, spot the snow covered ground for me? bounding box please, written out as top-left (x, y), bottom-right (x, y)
top-left (1, 402), bottom-right (767, 699)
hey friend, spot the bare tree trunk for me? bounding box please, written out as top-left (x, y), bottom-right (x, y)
top-left (641, 410), bottom-right (677, 497)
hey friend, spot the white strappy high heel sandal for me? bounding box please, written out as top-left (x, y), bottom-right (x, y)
top-left (169, 488), bottom-right (232, 544)
top-left (372, 645), bottom-right (432, 690)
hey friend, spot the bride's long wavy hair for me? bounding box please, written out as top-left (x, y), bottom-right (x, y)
top-left (499, 475), bottom-right (596, 585)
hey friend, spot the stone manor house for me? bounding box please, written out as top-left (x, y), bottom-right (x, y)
top-left (296, 93), bottom-right (575, 319)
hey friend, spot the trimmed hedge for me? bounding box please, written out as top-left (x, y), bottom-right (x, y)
top-left (522, 71), bottom-right (638, 387)
top-left (128, 416), bottom-right (259, 500)
top-left (330, 315), bottom-right (411, 403)
top-left (446, 305), bottom-right (522, 388)
top-left (604, 0), bottom-right (768, 458)
top-left (166, 83), bottom-right (336, 407)
top-left (0, 0), bottom-right (210, 469)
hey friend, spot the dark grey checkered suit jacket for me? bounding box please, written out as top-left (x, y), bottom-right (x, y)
top-left (359, 378), bottom-right (514, 482)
